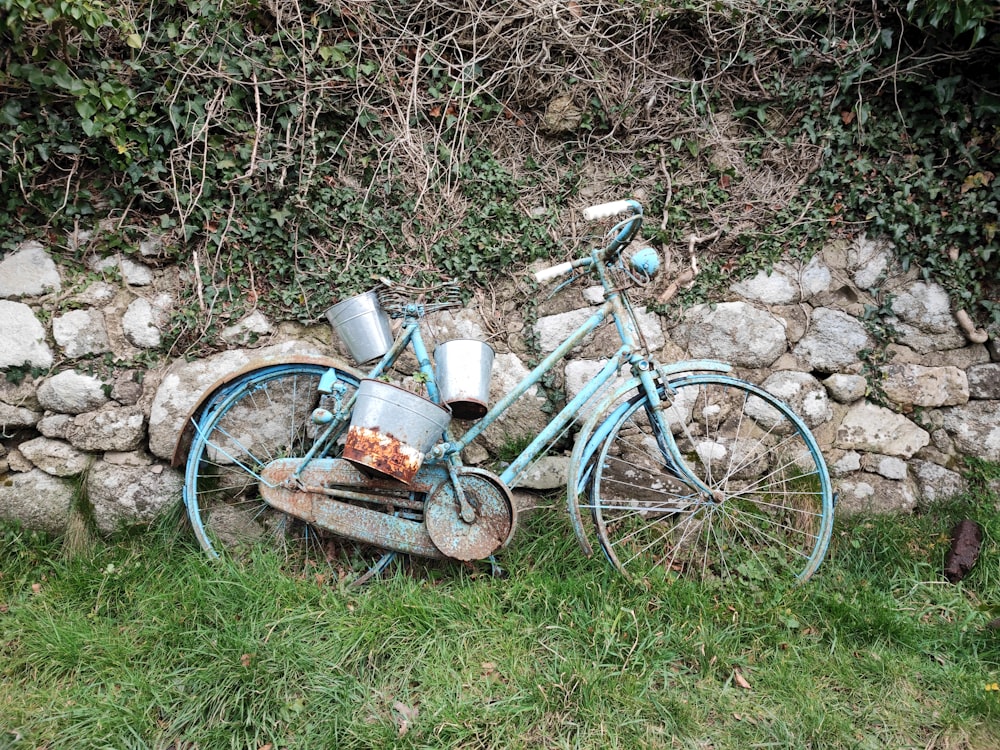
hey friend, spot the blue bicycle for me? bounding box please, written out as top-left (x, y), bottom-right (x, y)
top-left (176, 200), bottom-right (834, 585)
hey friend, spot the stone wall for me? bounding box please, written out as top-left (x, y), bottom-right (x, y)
top-left (1, 233), bottom-right (998, 535)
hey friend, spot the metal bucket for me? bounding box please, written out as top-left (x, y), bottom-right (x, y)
top-left (344, 379), bottom-right (452, 484)
top-left (325, 290), bottom-right (393, 364)
top-left (434, 339), bottom-right (494, 420)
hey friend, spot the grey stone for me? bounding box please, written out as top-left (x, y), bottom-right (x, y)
top-left (37, 414), bottom-right (72, 439)
top-left (794, 308), bottom-right (871, 372)
top-left (893, 344), bottom-right (991, 370)
top-left (759, 371), bottom-right (832, 428)
top-left (139, 234), bottom-right (169, 258)
top-left (771, 305), bottom-right (809, 344)
top-left (52, 309), bottom-right (112, 357)
top-left (879, 364), bottom-right (968, 408)
top-left (850, 238), bottom-right (890, 290)
top-left (120, 258), bottom-right (154, 286)
top-left (86, 460), bottom-right (183, 534)
top-left (66, 406), bottom-right (146, 452)
top-left (968, 363), bottom-right (1000, 399)
top-left (36, 371), bottom-right (110, 414)
top-left (102, 449), bottom-right (155, 466)
top-left (930, 428), bottom-right (956, 456)
top-left (0, 300), bottom-right (54, 368)
top-left (0, 242), bottom-right (61, 298)
top-left (0, 377), bottom-right (39, 410)
top-left (732, 256), bottom-right (832, 304)
top-left (800, 255), bottom-right (834, 300)
top-left (836, 401), bottom-right (930, 458)
top-left (832, 450), bottom-right (862, 475)
top-left (221, 310), bottom-right (273, 346)
top-left (122, 297), bottom-right (163, 349)
top-left (835, 472), bottom-right (918, 514)
top-left (731, 266), bottom-right (799, 304)
top-left (890, 281), bottom-right (966, 353)
top-left (511, 455), bottom-right (570, 490)
top-left (0, 469), bottom-right (74, 534)
top-left (939, 401), bottom-right (1000, 461)
top-left (673, 301), bottom-right (787, 368)
top-left (70, 281), bottom-right (117, 306)
top-left (0, 402), bottom-right (42, 430)
top-left (824, 373), bottom-right (867, 403)
top-left (111, 377), bottom-right (144, 406)
top-left (475, 351), bottom-right (548, 456)
top-left (6, 448), bottom-right (33, 472)
top-left (17, 437), bottom-right (91, 477)
top-left (860, 453), bottom-right (908, 480)
top-left (417, 307), bottom-right (487, 346)
top-left (563, 358), bottom-right (629, 422)
top-left (910, 459), bottom-right (966, 504)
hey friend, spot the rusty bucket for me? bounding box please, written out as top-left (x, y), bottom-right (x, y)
top-left (343, 379), bottom-right (452, 484)
top-left (325, 290), bottom-right (393, 364)
top-left (434, 339), bottom-right (494, 420)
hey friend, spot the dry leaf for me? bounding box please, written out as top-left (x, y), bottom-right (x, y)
top-left (961, 171), bottom-right (995, 193)
top-left (393, 700), bottom-right (418, 737)
top-left (733, 668), bottom-right (752, 690)
top-left (240, 653), bottom-right (253, 668)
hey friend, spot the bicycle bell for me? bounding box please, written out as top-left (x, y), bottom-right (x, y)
top-left (627, 246), bottom-right (660, 280)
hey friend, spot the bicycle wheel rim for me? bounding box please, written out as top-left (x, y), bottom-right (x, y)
top-left (183, 363), bottom-right (398, 584)
top-left (588, 374), bottom-right (833, 583)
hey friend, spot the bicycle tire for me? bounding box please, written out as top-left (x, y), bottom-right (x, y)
top-left (183, 363), bottom-right (399, 585)
top-left (587, 374), bottom-right (833, 583)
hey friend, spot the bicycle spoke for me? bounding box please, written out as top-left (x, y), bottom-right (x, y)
top-left (589, 375), bottom-right (833, 583)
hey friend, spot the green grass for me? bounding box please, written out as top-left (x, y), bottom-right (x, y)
top-left (2, 496), bottom-right (999, 749)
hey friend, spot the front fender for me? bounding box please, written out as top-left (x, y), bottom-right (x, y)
top-left (169, 355), bottom-right (364, 468)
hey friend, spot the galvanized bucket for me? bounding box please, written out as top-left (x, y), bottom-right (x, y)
top-left (344, 379), bottom-right (452, 484)
top-left (325, 290), bottom-right (393, 364)
top-left (434, 339), bottom-right (494, 420)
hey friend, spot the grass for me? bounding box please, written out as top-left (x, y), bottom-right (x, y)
top-left (2, 495), bottom-right (999, 749)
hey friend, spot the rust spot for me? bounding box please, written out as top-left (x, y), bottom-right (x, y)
top-left (344, 425), bottom-right (423, 484)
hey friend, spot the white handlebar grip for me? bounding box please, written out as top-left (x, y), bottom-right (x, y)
top-left (533, 261), bottom-right (574, 284)
top-left (582, 200), bottom-right (633, 221)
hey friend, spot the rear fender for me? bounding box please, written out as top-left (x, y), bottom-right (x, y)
top-left (169, 355), bottom-right (364, 468)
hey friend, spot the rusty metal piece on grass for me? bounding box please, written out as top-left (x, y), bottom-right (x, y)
top-left (944, 518), bottom-right (983, 583)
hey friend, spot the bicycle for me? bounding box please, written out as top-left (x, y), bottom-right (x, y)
top-left (177, 199), bottom-right (834, 586)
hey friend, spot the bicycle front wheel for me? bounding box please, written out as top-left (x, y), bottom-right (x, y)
top-left (183, 363), bottom-right (397, 585)
top-left (588, 374), bottom-right (833, 583)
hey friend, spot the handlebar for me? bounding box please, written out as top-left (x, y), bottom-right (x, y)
top-left (533, 199), bottom-right (644, 284)
top-left (581, 200), bottom-right (637, 221)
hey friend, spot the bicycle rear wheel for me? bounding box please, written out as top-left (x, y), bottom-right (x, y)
top-left (183, 363), bottom-right (398, 585)
top-left (588, 374), bottom-right (833, 583)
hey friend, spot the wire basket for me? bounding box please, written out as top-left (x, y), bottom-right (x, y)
top-left (376, 278), bottom-right (463, 318)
